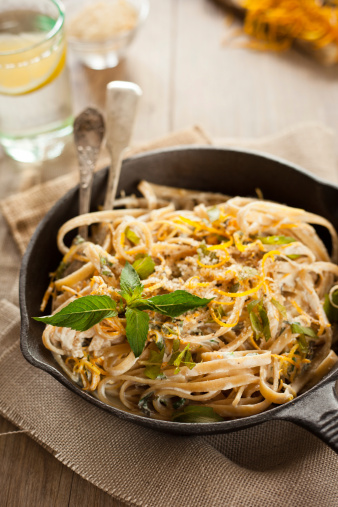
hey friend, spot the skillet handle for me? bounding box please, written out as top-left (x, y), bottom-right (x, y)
top-left (274, 375), bottom-right (338, 453)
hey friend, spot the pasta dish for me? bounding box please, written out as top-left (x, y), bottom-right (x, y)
top-left (35, 181), bottom-right (338, 422)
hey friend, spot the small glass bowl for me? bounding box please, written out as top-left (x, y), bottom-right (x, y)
top-left (65, 0), bottom-right (149, 69)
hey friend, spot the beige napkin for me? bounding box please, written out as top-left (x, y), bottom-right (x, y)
top-left (0, 123), bottom-right (337, 507)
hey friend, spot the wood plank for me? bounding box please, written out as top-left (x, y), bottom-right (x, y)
top-left (68, 0), bottom-right (173, 143)
top-left (0, 417), bottom-right (68, 507)
top-left (173, 0), bottom-right (338, 141)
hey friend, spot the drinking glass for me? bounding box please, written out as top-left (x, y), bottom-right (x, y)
top-left (0, 0), bottom-right (73, 163)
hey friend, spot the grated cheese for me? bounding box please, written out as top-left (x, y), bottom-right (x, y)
top-left (68, 0), bottom-right (138, 42)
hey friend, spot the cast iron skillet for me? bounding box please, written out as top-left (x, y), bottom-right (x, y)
top-left (20, 147), bottom-right (338, 453)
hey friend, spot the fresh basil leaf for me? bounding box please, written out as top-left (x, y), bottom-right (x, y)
top-left (207, 206), bottom-right (220, 223)
top-left (132, 254), bottom-right (155, 280)
top-left (146, 290), bottom-right (213, 318)
top-left (33, 295), bottom-right (117, 332)
top-left (271, 298), bottom-right (287, 319)
top-left (125, 307), bottom-right (149, 357)
top-left (125, 226), bottom-right (140, 245)
top-left (324, 291), bottom-right (338, 324)
top-left (120, 262), bottom-right (143, 298)
top-left (258, 307), bottom-right (271, 342)
top-left (291, 322), bottom-right (317, 339)
top-left (257, 235), bottom-right (296, 245)
top-left (172, 406), bottom-right (223, 423)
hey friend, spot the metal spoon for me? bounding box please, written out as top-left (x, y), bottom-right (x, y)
top-left (73, 107), bottom-right (105, 239)
top-left (103, 81), bottom-right (142, 210)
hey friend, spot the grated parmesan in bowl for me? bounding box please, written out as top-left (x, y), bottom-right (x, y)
top-left (65, 0), bottom-right (149, 69)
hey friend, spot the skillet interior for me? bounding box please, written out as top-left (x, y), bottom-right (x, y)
top-left (19, 146), bottom-right (338, 435)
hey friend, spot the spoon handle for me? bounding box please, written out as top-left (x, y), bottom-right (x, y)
top-left (103, 81), bottom-right (142, 210)
top-left (78, 146), bottom-right (98, 238)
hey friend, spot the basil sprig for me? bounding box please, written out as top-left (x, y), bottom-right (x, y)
top-left (34, 262), bottom-right (212, 357)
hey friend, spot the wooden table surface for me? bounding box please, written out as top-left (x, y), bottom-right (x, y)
top-left (1, 1), bottom-right (338, 505)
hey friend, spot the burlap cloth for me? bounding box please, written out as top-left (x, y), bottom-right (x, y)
top-left (0, 123), bottom-right (337, 507)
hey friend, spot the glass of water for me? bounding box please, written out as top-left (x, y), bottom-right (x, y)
top-left (0, 0), bottom-right (73, 163)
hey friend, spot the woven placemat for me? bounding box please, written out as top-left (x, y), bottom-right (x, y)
top-left (0, 123), bottom-right (337, 506)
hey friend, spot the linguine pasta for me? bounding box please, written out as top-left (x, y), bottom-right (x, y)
top-left (40, 181), bottom-right (338, 421)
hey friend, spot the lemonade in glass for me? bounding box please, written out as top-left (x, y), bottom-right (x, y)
top-left (0, 0), bottom-right (73, 162)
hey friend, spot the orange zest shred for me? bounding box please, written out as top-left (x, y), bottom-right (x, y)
top-left (214, 277), bottom-right (264, 298)
top-left (209, 305), bottom-right (239, 328)
top-left (211, 299), bottom-right (235, 306)
top-left (249, 333), bottom-right (261, 350)
top-left (242, 0), bottom-right (338, 59)
top-left (206, 237), bottom-right (233, 250)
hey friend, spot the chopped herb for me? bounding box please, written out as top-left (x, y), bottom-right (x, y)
top-left (55, 260), bottom-right (69, 280)
top-left (207, 206), bottom-right (220, 223)
top-left (73, 234), bottom-right (85, 245)
top-left (100, 255), bottom-right (113, 268)
top-left (250, 311), bottom-right (263, 338)
top-left (145, 365), bottom-right (164, 379)
top-left (138, 392), bottom-right (154, 416)
top-left (198, 242), bottom-right (217, 262)
top-left (173, 397), bottom-right (186, 410)
top-left (154, 333), bottom-right (165, 350)
top-left (169, 343), bottom-right (195, 373)
top-left (248, 299), bottom-right (271, 341)
top-left (258, 306), bottom-right (271, 342)
top-left (100, 256), bottom-right (113, 277)
top-left (297, 335), bottom-right (309, 353)
top-left (271, 298), bottom-right (287, 319)
top-left (323, 289), bottom-right (338, 324)
top-left (256, 235), bottom-right (297, 245)
top-left (132, 254), bottom-right (155, 280)
top-left (228, 282), bottom-right (240, 293)
top-left (172, 406), bottom-right (223, 423)
top-left (291, 322), bottom-right (317, 339)
top-left (125, 226), bottom-right (140, 245)
top-left (247, 299), bottom-right (262, 314)
top-left (161, 323), bottom-right (179, 336)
